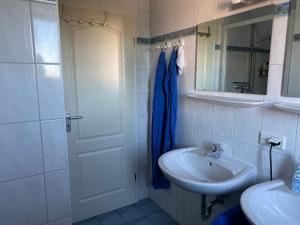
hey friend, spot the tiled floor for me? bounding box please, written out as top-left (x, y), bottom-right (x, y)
top-left (74, 199), bottom-right (179, 225)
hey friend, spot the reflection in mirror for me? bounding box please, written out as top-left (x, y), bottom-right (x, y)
top-left (282, 0), bottom-right (300, 97)
top-left (196, 6), bottom-right (274, 95)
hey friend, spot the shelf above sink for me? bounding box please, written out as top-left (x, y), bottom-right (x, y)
top-left (186, 94), bottom-right (265, 107)
top-left (273, 102), bottom-right (300, 114)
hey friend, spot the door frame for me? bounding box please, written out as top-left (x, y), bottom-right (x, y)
top-left (59, 10), bottom-right (138, 222)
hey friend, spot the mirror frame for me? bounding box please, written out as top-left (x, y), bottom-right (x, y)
top-left (194, 6), bottom-right (275, 96)
top-left (282, 0), bottom-right (298, 97)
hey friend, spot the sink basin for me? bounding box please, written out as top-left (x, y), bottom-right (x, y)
top-left (158, 147), bottom-right (256, 195)
top-left (241, 179), bottom-right (300, 225)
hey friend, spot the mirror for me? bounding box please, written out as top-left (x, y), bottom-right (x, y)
top-left (196, 6), bottom-right (275, 95)
top-left (282, 0), bottom-right (300, 97)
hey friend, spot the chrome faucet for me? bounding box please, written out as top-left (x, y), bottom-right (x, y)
top-left (206, 144), bottom-right (223, 159)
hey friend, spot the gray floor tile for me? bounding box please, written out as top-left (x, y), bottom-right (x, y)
top-left (147, 212), bottom-right (174, 225)
top-left (135, 198), bottom-right (151, 207)
top-left (74, 199), bottom-right (177, 225)
top-left (98, 212), bottom-right (125, 225)
top-left (126, 218), bottom-right (156, 225)
top-left (119, 205), bottom-right (144, 223)
top-left (138, 201), bottom-right (162, 216)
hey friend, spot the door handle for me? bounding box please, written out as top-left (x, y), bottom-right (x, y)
top-left (65, 112), bottom-right (83, 132)
top-left (66, 115), bottom-right (84, 120)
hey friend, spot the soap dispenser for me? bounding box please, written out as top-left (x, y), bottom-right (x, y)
top-left (292, 161), bottom-right (300, 193)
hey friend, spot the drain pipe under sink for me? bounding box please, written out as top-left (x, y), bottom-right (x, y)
top-left (201, 194), bottom-right (225, 220)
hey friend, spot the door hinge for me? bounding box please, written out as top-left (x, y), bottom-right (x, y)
top-left (134, 173), bottom-right (137, 182)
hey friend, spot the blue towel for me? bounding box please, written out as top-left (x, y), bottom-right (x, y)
top-left (163, 48), bottom-right (178, 151)
top-left (211, 205), bottom-right (250, 225)
top-left (151, 51), bottom-right (170, 189)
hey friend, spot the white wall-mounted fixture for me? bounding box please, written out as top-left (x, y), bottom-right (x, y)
top-left (241, 180), bottom-right (300, 225)
top-left (158, 147), bottom-right (256, 195)
top-left (274, 103), bottom-right (300, 114)
top-left (187, 94), bottom-right (264, 107)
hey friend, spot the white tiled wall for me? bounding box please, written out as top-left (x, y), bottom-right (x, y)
top-left (0, 0), bottom-right (71, 225)
top-left (148, 0), bottom-right (300, 225)
top-left (136, 48), bottom-right (151, 201)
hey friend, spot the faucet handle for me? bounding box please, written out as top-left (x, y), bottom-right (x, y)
top-left (209, 143), bottom-right (223, 152)
top-left (206, 144), bottom-right (223, 159)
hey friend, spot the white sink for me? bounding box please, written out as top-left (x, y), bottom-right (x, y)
top-left (158, 147), bottom-right (256, 195)
top-left (241, 179), bottom-right (300, 225)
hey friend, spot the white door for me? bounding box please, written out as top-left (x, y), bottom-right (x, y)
top-left (61, 15), bottom-right (137, 223)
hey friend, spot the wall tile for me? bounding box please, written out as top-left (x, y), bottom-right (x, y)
top-left (197, 0), bottom-right (217, 23)
top-left (178, 98), bottom-right (193, 127)
top-left (45, 170), bottom-right (70, 222)
top-left (0, 64), bottom-right (38, 124)
top-left (262, 108), bottom-right (297, 156)
top-left (138, 94), bottom-right (149, 117)
top-left (150, 50), bottom-right (160, 70)
top-left (138, 0), bottom-right (149, 12)
top-left (36, 64), bottom-right (65, 120)
top-left (233, 142), bottom-right (260, 168)
top-left (179, 0), bottom-right (197, 29)
top-left (100, 0), bottom-right (121, 11)
top-left (137, 138), bottom-right (149, 200)
top-left (259, 148), bottom-right (293, 183)
top-left (31, 2), bottom-right (60, 63)
top-left (189, 192), bottom-right (202, 225)
top-left (212, 105), bottom-right (235, 139)
top-left (193, 129), bottom-right (212, 149)
top-left (0, 122), bottom-right (43, 182)
top-left (179, 67), bottom-right (195, 95)
top-left (234, 107), bottom-right (262, 146)
top-left (41, 120), bottom-right (67, 173)
top-left (136, 12), bottom-right (150, 37)
top-left (177, 124), bottom-right (193, 147)
top-left (137, 45), bottom-right (150, 69)
top-left (138, 116), bottom-right (148, 140)
top-left (166, 1), bottom-right (180, 33)
top-left (183, 35), bottom-right (196, 68)
top-left (150, 8), bottom-right (167, 36)
top-left (192, 101), bottom-right (212, 132)
top-left (121, 0), bottom-right (138, 12)
top-left (0, 0), bottom-right (33, 62)
top-left (0, 2), bottom-right (71, 225)
top-left (0, 175), bottom-right (47, 225)
top-left (137, 69), bottom-right (150, 94)
top-left (173, 185), bottom-right (191, 225)
top-left (150, 0), bottom-right (177, 11)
